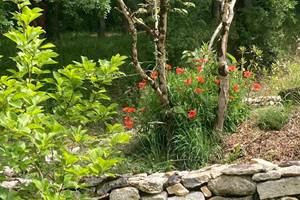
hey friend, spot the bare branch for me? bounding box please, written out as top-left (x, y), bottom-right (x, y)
top-left (117, 0), bottom-right (164, 101)
top-left (208, 22), bottom-right (222, 51)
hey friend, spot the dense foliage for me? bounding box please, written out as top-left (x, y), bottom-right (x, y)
top-left (0, 1), bottom-right (129, 199)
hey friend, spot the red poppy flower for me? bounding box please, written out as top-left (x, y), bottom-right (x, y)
top-left (197, 66), bottom-right (203, 72)
top-left (194, 87), bottom-right (203, 94)
top-left (150, 71), bottom-right (159, 80)
top-left (228, 66), bottom-right (237, 72)
top-left (138, 79), bottom-right (147, 89)
top-left (233, 84), bottom-right (239, 93)
top-left (184, 78), bottom-right (193, 85)
top-left (122, 107), bottom-right (136, 113)
top-left (123, 116), bottom-right (134, 129)
top-left (215, 79), bottom-right (221, 85)
top-left (243, 70), bottom-right (252, 78)
top-left (253, 82), bottom-right (262, 91)
top-left (188, 109), bottom-right (197, 119)
top-left (176, 67), bottom-right (185, 75)
top-left (197, 76), bottom-right (205, 84)
top-left (165, 64), bottom-right (172, 71)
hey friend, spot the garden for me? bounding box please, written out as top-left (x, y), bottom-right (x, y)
top-left (0, 0), bottom-right (300, 199)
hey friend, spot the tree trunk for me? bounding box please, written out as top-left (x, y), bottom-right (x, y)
top-left (157, 0), bottom-right (170, 108)
top-left (214, 0), bottom-right (237, 132)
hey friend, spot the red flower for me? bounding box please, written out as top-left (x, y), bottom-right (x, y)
top-left (233, 84), bottom-right (239, 93)
top-left (194, 87), bottom-right (203, 94)
top-left (197, 76), bottom-right (205, 84)
top-left (253, 82), bottom-right (262, 91)
top-left (165, 64), bottom-right (172, 71)
top-left (123, 116), bottom-right (134, 129)
top-left (150, 71), bottom-right (159, 80)
top-left (176, 67), bottom-right (185, 74)
top-left (122, 107), bottom-right (136, 113)
top-left (197, 66), bottom-right (203, 72)
top-left (138, 79), bottom-right (147, 89)
top-left (184, 78), bottom-right (193, 85)
top-left (215, 79), bottom-right (221, 85)
top-left (188, 109), bottom-right (197, 119)
top-left (228, 66), bottom-right (237, 72)
top-left (243, 70), bottom-right (252, 78)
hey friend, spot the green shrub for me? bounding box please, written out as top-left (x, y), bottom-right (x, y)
top-left (0, 2), bottom-right (129, 199)
top-left (256, 106), bottom-right (290, 131)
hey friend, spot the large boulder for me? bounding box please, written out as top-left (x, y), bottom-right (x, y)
top-left (208, 176), bottom-right (256, 197)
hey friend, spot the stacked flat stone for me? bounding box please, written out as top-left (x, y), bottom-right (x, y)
top-left (243, 96), bottom-right (282, 107)
top-left (84, 159), bottom-right (300, 200)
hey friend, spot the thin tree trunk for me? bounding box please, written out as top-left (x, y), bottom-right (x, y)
top-left (214, 0), bottom-right (237, 132)
top-left (157, 0), bottom-right (170, 107)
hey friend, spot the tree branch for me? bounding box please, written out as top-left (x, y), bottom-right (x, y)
top-left (117, 0), bottom-right (164, 101)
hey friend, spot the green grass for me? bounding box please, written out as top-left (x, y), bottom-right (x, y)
top-left (255, 106), bottom-right (291, 131)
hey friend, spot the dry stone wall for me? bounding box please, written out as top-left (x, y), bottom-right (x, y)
top-left (82, 159), bottom-right (300, 200)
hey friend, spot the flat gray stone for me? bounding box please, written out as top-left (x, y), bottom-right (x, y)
top-left (110, 187), bottom-right (140, 200)
top-left (166, 183), bottom-right (189, 196)
top-left (252, 170), bottom-right (281, 182)
top-left (257, 176), bottom-right (300, 199)
top-left (222, 164), bottom-right (266, 175)
top-left (129, 176), bottom-right (167, 194)
top-left (141, 191), bottom-right (168, 200)
top-left (209, 196), bottom-right (253, 200)
top-left (208, 176), bottom-right (256, 197)
top-left (251, 159), bottom-right (278, 171)
top-left (182, 171), bottom-right (211, 188)
top-left (167, 192), bottom-right (205, 200)
top-left (210, 165), bottom-right (232, 179)
top-left (278, 166), bottom-right (300, 177)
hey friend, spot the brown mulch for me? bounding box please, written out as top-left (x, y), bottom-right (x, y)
top-left (222, 107), bottom-right (300, 163)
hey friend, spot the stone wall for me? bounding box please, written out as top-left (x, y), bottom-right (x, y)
top-left (82, 159), bottom-right (300, 200)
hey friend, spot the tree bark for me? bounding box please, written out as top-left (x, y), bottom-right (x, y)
top-left (214, 0), bottom-right (237, 132)
top-left (156, 0), bottom-right (170, 107)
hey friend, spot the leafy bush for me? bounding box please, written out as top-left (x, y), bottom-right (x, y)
top-left (121, 45), bottom-right (261, 169)
top-left (0, 2), bottom-right (129, 199)
top-left (256, 106), bottom-right (290, 131)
